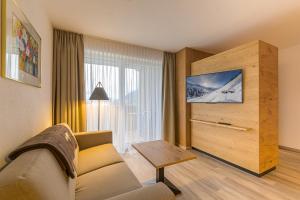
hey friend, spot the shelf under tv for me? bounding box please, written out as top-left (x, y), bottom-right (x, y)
top-left (189, 119), bottom-right (251, 131)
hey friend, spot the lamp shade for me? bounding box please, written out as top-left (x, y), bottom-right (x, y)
top-left (89, 82), bottom-right (109, 100)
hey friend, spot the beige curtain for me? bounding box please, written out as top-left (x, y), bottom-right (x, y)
top-left (52, 29), bottom-right (86, 132)
top-left (162, 52), bottom-right (176, 144)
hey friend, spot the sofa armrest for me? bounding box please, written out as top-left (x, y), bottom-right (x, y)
top-left (105, 183), bottom-right (175, 200)
top-left (74, 131), bottom-right (112, 150)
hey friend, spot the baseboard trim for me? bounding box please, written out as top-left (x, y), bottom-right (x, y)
top-left (279, 145), bottom-right (300, 153)
top-left (192, 147), bottom-right (276, 177)
top-left (178, 145), bottom-right (192, 150)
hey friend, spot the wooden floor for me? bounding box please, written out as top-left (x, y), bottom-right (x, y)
top-left (122, 149), bottom-right (300, 200)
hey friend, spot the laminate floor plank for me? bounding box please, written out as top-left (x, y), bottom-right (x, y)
top-left (122, 149), bottom-right (300, 200)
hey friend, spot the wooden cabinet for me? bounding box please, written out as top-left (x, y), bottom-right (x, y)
top-left (190, 41), bottom-right (278, 175)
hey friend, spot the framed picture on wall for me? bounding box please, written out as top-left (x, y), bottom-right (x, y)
top-left (1, 0), bottom-right (41, 87)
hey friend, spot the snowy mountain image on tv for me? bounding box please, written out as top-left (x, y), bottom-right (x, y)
top-left (186, 69), bottom-right (243, 103)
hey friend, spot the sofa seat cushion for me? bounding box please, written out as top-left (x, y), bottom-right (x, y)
top-left (77, 144), bottom-right (123, 176)
top-left (75, 162), bottom-right (142, 200)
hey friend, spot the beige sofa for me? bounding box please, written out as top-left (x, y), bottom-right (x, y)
top-left (0, 126), bottom-right (175, 200)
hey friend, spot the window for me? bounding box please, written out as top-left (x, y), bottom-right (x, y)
top-left (84, 37), bottom-right (163, 152)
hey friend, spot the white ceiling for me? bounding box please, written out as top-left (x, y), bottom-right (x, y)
top-left (40, 0), bottom-right (300, 53)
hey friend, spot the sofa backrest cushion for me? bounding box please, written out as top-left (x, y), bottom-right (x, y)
top-left (0, 149), bottom-right (76, 200)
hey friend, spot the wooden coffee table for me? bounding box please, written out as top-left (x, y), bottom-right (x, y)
top-left (132, 140), bottom-right (196, 195)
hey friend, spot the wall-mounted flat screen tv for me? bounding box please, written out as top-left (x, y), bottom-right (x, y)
top-left (186, 69), bottom-right (243, 103)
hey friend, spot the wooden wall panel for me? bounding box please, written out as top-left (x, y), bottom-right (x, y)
top-left (190, 41), bottom-right (278, 174)
top-left (259, 41), bottom-right (279, 173)
top-left (175, 48), bottom-right (211, 149)
top-left (175, 49), bottom-right (186, 148)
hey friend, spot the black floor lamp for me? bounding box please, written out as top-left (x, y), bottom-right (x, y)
top-left (89, 82), bottom-right (109, 130)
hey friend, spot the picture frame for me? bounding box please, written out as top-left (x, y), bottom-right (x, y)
top-left (1, 0), bottom-right (42, 87)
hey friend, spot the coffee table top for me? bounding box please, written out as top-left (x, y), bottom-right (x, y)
top-left (132, 140), bottom-right (196, 169)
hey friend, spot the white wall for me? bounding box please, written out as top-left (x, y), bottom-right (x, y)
top-left (278, 44), bottom-right (300, 150)
top-left (0, 0), bottom-right (53, 167)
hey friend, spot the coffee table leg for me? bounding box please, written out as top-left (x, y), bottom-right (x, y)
top-left (156, 167), bottom-right (181, 195)
top-left (156, 168), bottom-right (164, 182)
